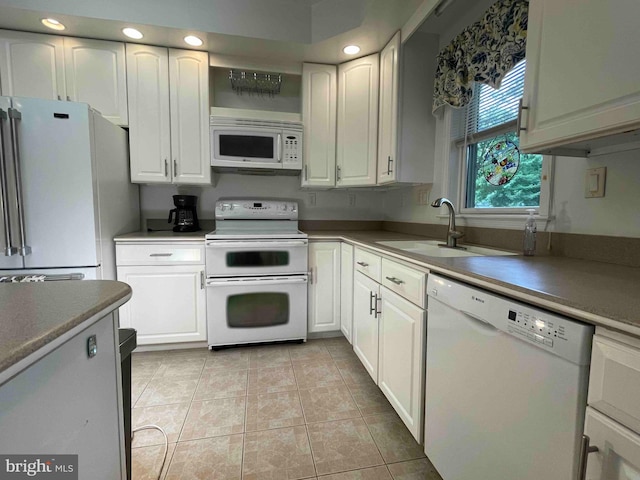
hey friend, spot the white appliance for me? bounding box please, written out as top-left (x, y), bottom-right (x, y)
top-left (425, 274), bottom-right (594, 480)
top-left (210, 116), bottom-right (302, 173)
top-left (0, 97), bottom-right (139, 281)
top-left (206, 199), bottom-right (308, 349)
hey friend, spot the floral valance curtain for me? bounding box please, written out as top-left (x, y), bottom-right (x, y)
top-left (432, 0), bottom-right (529, 114)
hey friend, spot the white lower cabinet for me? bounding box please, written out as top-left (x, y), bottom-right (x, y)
top-left (340, 243), bottom-right (354, 343)
top-left (378, 286), bottom-right (426, 441)
top-left (353, 270), bottom-right (380, 381)
top-left (308, 242), bottom-right (341, 333)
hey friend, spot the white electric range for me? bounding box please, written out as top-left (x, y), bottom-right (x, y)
top-left (205, 199), bottom-right (308, 349)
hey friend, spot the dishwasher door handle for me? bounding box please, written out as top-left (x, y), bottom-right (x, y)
top-left (460, 310), bottom-right (500, 333)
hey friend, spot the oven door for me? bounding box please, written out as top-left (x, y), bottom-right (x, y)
top-left (206, 275), bottom-right (308, 346)
top-left (206, 239), bottom-right (308, 276)
top-left (211, 125), bottom-right (283, 169)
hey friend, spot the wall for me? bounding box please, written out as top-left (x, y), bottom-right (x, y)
top-left (140, 173), bottom-right (385, 224)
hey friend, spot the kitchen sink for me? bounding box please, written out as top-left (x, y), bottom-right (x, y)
top-left (376, 240), bottom-right (517, 258)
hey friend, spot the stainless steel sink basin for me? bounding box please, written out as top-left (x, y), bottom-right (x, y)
top-left (376, 240), bottom-right (517, 258)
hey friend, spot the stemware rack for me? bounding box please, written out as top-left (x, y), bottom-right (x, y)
top-left (229, 69), bottom-right (283, 96)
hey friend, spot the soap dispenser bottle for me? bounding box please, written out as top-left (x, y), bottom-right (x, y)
top-left (523, 209), bottom-right (537, 256)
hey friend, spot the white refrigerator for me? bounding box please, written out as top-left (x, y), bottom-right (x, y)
top-left (0, 97), bottom-right (139, 280)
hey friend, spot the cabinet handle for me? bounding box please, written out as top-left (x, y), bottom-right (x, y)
top-left (309, 267), bottom-right (316, 284)
top-left (577, 434), bottom-right (598, 480)
top-left (149, 253), bottom-right (173, 257)
top-left (385, 276), bottom-right (404, 285)
top-left (336, 164), bottom-right (341, 182)
top-left (173, 159), bottom-right (178, 177)
top-left (57, 95), bottom-right (61, 101)
top-left (304, 164), bottom-right (308, 181)
top-left (164, 159), bottom-right (168, 177)
top-left (517, 98), bottom-right (529, 133)
top-left (369, 291), bottom-right (376, 315)
top-left (66, 96), bottom-right (71, 102)
top-left (375, 295), bottom-right (381, 318)
top-left (387, 156), bottom-right (393, 175)
top-left (200, 271), bottom-right (205, 289)
top-left (356, 261), bottom-right (369, 267)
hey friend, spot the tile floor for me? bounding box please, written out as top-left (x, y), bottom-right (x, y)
top-left (130, 337), bottom-right (444, 480)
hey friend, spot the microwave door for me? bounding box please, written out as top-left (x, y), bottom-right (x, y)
top-left (212, 128), bottom-right (282, 169)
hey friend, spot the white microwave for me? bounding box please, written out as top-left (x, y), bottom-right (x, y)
top-left (210, 117), bottom-right (303, 172)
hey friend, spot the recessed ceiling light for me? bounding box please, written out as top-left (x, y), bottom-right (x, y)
top-left (41, 18), bottom-right (65, 31)
top-left (343, 45), bottom-right (361, 55)
top-left (184, 35), bottom-right (203, 47)
top-left (122, 27), bottom-right (144, 40)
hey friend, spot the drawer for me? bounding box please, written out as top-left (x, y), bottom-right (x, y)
top-left (588, 335), bottom-right (640, 435)
top-left (381, 259), bottom-right (426, 308)
top-left (354, 248), bottom-right (381, 282)
top-left (116, 243), bottom-right (205, 266)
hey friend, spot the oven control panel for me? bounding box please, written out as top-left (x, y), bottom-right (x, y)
top-left (215, 199), bottom-right (299, 220)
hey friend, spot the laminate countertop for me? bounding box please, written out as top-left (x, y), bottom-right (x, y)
top-left (0, 281), bottom-right (132, 383)
top-left (115, 230), bottom-right (208, 242)
top-left (307, 230), bottom-right (640, 337)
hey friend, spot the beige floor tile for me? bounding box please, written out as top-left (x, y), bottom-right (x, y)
top-left (164, 347), bottom-right (211, 359)
top-left (307, 418), bottom-right (384, 476)
top-left (132, 403), bottom-right (190, 447)
top-left (243, 426), bottom-right (316, 480)
top-left (248, 366), bottom-right (297, 394)
top-left (132, 357), bottom-right (164, 379)
top-left (334, 359), bottom-right (376, 387)
top-left (132, 376), bottom-right (152, 407)
top-left (318, 466), bottom-right (392, 479)
top-left (204, 350), bottom-right (250, 371)
top-left (246, 391), bottom-right (305, 432)
top-left (320, 336), bottom-right (350, 347)
top-left (136, 375), bottom-right (199, 407)
top-left (165, 435), bottom-right (243, 480)
top-left (299, 386), bottom-right (360, 424)
top-left (180, 397), bottom-right (246, 441)
top-left (293, 362), bottom-right (344, 389)
top-left (154, 357), bottom-right (205, 378)
top-left (386, 458), bottom-right (443, 480)
top-left (289, 342), bottom-right (333, 364)
top-left (347, 383), bottom-right (393, 416)
top-left (132, 442), bottom-right (176, 480)
top-left (249, 346), bottom-right (291, 369)
top-left (363, 414), bottom-right (425, 464)
top-left (194, 369), bottom-right (248, 400)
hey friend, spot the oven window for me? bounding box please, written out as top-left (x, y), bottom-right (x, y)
top-left (227, 293), bottom-right (289, 328)
top-left (219, 134), bottom-right (274, 159)
top-left (226, 251), bottom-right (289, 267)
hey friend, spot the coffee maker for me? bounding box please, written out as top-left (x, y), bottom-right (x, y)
top-left (168, 195), bottom-right (200, 232)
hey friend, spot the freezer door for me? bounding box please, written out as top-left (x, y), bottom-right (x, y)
top-left (11, 97), bottom-right (99, 268)
top-left (0, 96), bottom-right (24, 269)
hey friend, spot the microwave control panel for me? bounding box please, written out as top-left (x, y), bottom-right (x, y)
top-left (282, 130), bottom-right (302, 168)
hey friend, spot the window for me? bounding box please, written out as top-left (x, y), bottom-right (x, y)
top-left (453, 60), bottom-right (545, 211)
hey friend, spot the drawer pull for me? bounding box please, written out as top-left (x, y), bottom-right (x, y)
top-left (149, 253), bottom-right (173, 257)
top-left (577, 435), bottom-right (599, 480)
top-left (356, 261), bottom-right (369, 267)
top-left (385, 276), bottom-right (404, 285)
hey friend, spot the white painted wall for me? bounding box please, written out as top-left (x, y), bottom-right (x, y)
top-left (141, 173), bottom-right (385, 223)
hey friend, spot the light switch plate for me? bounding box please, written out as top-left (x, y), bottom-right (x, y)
top-left (585, 167), bottom-right (606, 198)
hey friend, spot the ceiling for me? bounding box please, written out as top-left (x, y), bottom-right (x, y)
top-left (0, 0), bottom-right (426, 64)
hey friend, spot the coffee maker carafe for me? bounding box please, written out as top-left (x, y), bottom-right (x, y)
top-left (168, 195), bottom-right (200, 232)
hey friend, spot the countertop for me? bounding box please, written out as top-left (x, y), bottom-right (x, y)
top-left (115, 230), bottom-right (208, 242)
top-left (0, 281), bottom-right (132, 381)
top-left (306, 230), bottom-right (640, 337)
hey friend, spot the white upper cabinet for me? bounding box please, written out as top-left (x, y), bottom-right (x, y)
top-left (308, 242), bottom-right (341, 333)
top-left (0, 30), bottom-right (65, 100)
top-left (336, 53), bottom-right (379, 187)
top-left (169, 49), bottom-right (211, 185)
top-left (377, 32), bottom-right (400, 185)
top-left (520, 0), bottom-right (640, 154)
top-left (126, 44), bottom-right (172, 184)
top-left (64, 38), bottom-right (128, 125)
top-left (302, 63), bottom-right (337, 188)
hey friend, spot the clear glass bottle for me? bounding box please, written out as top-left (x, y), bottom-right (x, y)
top-left (523, 209), bottom-right (537, 256)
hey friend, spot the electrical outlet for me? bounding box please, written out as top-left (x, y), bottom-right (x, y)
top-left (348, 194), bottom-right (356, 207)
top-left (415, 186), bottom-right (430, 205)
top-left (585, 167), bottom-right (606, 198)
top-left (308, 193), bottom-right (317, 206)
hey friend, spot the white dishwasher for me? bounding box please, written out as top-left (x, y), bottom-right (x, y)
top-left (425, 274), bottom-right (594, 480)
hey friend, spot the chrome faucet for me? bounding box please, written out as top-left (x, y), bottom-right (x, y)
top-left (431, 197), bottom-right (465, 248)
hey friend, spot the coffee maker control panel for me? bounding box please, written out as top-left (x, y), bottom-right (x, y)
top-left (215, 199), bottom-right (298, 220)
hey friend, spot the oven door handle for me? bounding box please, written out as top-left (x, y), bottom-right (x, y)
top-left (206, 240), bottom-right (308, 248)
top-left (206, 277), bottom-right (308, 287)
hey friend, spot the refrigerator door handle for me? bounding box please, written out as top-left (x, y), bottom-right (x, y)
top-left (8, 107), bottom-right (31, 256)
top-left (0, 108), bottom-right (17, 256)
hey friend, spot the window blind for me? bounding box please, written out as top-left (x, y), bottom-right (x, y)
top-left (452, 60), bottom-right (527, 144)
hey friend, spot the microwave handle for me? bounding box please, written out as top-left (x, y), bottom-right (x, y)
top-left (276, 133), bottom-right (282, 163)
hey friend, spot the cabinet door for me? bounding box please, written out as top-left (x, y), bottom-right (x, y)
top-left (340, 242), bottom-right (354, 343)
top-left (336, 54), bottom-right (379, 187)
top-left (377, 32), bottom-right (400, 185)
top-left (378, 286), bottom-right (425, 442)
top-left (353, 271), bottom-right (379, 382)
top-left (126, 44), bottom-right (171, 184)
top-left (520, 0), bottom-right (640, 152)
top-left (302, 63), bottom-right (337, 188)
top-left (308, 242), bottom-right (341, 333)
top-left (117, 265), bottom-right (207, 344)
top-left (584, 407), bottom-right (640, 480)
top-left (64, 38), bottom-right (128, 125)
top-left (0, 30), bottom-right (65, 100)
top-left (169, 49), bottom-right (211, 185)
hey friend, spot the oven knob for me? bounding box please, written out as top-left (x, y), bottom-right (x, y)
top-left (281, 204), bottom-right (288, 211)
